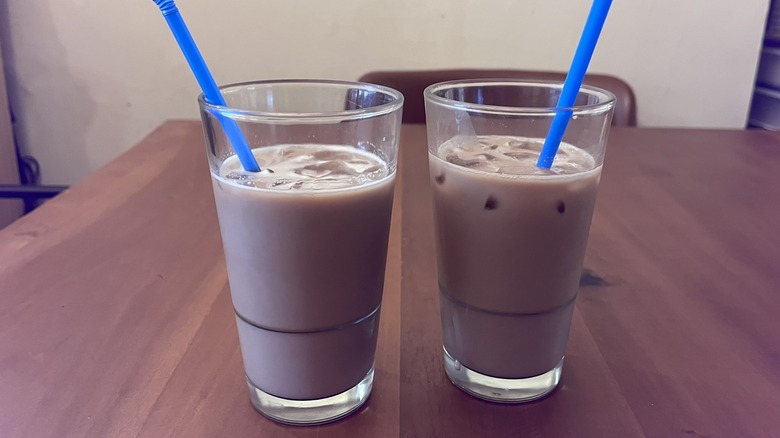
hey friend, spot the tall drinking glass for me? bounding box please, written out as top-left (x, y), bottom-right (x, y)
top-left (424, 80), bottom-right (614, 402)
top-left (199, 80), bottom-right (403, 424)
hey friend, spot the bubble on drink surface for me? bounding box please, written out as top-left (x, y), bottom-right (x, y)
top-left (224, 171), bottom-right (262, 187)
top-left (271, 178), bottom-right (291, 188)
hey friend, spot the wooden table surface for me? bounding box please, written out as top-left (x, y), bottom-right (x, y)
top-left (1, 121), bottom-right (778, 437)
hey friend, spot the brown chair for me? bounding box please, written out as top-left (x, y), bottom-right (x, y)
top-left (358, 69), bottom-right (637, 126)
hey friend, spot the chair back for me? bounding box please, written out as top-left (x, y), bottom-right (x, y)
top-left (358, 69), bottom-right (636, 126)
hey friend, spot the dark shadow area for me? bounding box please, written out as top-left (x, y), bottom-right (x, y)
top-left (0, 0), bottom-right (97, 212)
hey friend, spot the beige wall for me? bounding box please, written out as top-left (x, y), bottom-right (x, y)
top-left (0, 38), bottom-right (23, 228)
top-left (0, 0), bottom-right (770, 185)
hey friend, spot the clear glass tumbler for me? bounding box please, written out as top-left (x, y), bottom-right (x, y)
top-left (424, 80), bottom-right (614, 402)
top-left (199, 80), bottom-right (403, 424)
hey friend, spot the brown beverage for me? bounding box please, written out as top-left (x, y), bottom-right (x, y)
top-left (211, 144), bottom-right (394, 400)
top-left (430, 135), bottom-right (600, 379)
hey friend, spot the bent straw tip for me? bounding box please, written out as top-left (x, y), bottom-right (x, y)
top-left (152, 0), bottom-right (177, 15)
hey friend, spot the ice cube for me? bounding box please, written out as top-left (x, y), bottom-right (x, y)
top-left (304, 161), bottom-right (360, 177)
top-left (446, 154), bottom-right (482, 168)
top-left (503, 151), bottom-right (537, 160)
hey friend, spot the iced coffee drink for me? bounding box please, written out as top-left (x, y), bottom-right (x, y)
top-left (424, 80), bottom-right (614, 402)
top-left (430, 136), bottom-right (599, 383)
top-left (199, 80), bottom-right (402, 424)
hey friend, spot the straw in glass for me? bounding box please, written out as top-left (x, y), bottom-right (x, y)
top-left (536, 0), bottom-right (613, 169)
top-left (152, 0), bottom-right (260, 172)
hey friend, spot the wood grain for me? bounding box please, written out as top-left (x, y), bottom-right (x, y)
top-left (1, 122), bottom-right (778, 437)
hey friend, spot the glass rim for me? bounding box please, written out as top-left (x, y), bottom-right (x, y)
top-left (423, 79), bottom-right (616, 116)
top-left (198, 79), bottom-right (404, 122)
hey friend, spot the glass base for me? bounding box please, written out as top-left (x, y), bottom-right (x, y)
top-left (443, 348), bottom-right (563, 403)
top-left (247, 367), bottom-right (373, 425)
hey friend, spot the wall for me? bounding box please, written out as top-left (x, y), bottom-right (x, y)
top-left (0, 37), bottom-right (23, 227)
top-left (0, 0), bottom-right (770, 185)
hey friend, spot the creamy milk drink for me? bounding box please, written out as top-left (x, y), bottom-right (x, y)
top-left (430, 135), bottom-right (600, 380)
top-left (198, 79), bottom-right (402, 424)
top-left (212, 144), bottom-right (394, 401)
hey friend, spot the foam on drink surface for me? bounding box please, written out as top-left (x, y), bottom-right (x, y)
top-left (217, 144), bottom-right (390, 191)
top-left (436, 135), bottom-right (596, 176)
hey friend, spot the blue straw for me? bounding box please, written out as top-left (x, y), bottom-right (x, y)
top-left (152, 0), bottom-right (260, 172)
top-left (536, 0), bottom-right (613, 169)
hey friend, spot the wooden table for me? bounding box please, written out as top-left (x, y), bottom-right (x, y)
top-left (1, 121), bottom-right (778, 437)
